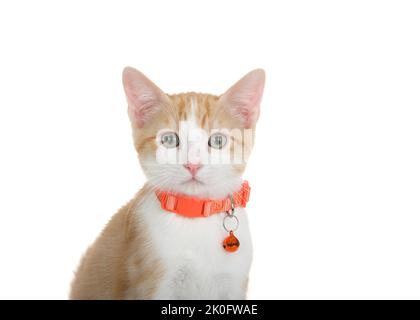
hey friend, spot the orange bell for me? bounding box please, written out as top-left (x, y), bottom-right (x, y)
top-left (223, 231), bottom-right (240, 252)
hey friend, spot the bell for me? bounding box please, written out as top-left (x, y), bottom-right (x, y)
top-left (223, 231), bottom-right (240, 252)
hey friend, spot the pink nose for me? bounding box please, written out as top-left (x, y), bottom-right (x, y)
top-left (184, 163), bottom-right (202, 176)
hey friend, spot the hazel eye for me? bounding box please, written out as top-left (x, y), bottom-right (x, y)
top-left (208, 133), bottom-right (228, 149)
top-left (161, 132), bottom-right (179, 148)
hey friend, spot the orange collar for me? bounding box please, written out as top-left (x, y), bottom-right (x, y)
top-left (156, 181), bottom-right (250, 218)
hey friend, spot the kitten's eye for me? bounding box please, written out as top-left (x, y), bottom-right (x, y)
top-left (208, 133), bottom-right (228, 149)
top-left (161, 132), bottom-right (179, 148)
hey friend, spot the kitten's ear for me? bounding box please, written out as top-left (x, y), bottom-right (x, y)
top-left (220, 69), bottom-right (265, 128)
top-left (122, 67), bottom-right (167, 128)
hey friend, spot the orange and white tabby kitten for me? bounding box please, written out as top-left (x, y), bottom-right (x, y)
top-left (70, 67), bottom-right (265, 299)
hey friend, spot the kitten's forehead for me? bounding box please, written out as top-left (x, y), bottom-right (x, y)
top-left (168, 93), bottom-right (218, 130)
top-left (167, 92), bottom-right (242, 131)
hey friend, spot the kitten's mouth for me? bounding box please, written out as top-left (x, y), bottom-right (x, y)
top-left (182, 177), bottom-right (205, 185)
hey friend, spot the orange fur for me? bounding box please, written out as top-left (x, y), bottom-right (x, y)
top-left (70, 186), bottom-right (165, 299)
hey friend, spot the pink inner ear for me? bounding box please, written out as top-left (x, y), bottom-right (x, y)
top-left (224, 69), bottom-right (265, 128)
top-left (127, 96), bottom-right (158, 128)
top-left (122, 67), bottom-right (164, 128)
top-left (231, 84), bottom-right (264, 128)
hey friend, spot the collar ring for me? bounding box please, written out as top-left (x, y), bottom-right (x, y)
top-left (223, 214), bottom-right (239, 233)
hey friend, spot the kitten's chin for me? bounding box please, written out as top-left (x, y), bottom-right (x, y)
top-left (177, 179), bottom-right (210, 197)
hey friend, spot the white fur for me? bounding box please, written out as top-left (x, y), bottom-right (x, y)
top-left (137, 193), bottom-right (252, 299)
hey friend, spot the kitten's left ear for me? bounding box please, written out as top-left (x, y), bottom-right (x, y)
top-left (220, 69), bottom-right (265, 128)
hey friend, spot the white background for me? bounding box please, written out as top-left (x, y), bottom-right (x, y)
top-left (0, 1), bottom-right (419, 299)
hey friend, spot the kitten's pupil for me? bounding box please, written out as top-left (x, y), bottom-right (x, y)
top-left (161, 132), bottom-right (179, 148)
top-left (208, 133), bottom-right (227, 149)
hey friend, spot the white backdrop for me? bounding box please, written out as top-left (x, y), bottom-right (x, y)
top-left (0, 1), bottom-right (419, 299)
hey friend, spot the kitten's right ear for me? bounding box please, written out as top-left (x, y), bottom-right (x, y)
top-left (219, 69), bottom-right (265, 128)
top-left (122, 67), bottom-right (166, 128)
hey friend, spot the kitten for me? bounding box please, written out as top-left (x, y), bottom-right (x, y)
top-left (70, 67), bottom-right (265, 299)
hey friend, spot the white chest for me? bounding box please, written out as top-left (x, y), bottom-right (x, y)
top-left (138, 196), bottom-right (253, 299)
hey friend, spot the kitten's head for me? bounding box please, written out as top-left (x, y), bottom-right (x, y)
top-left (122, 67), bottom-right (265, 198)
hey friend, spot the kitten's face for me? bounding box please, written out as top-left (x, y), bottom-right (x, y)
top-left (123, 67), bottom-right (265, 198)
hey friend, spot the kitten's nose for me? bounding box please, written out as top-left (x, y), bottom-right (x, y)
top-left (184, 163), bottom-right (202, 176)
